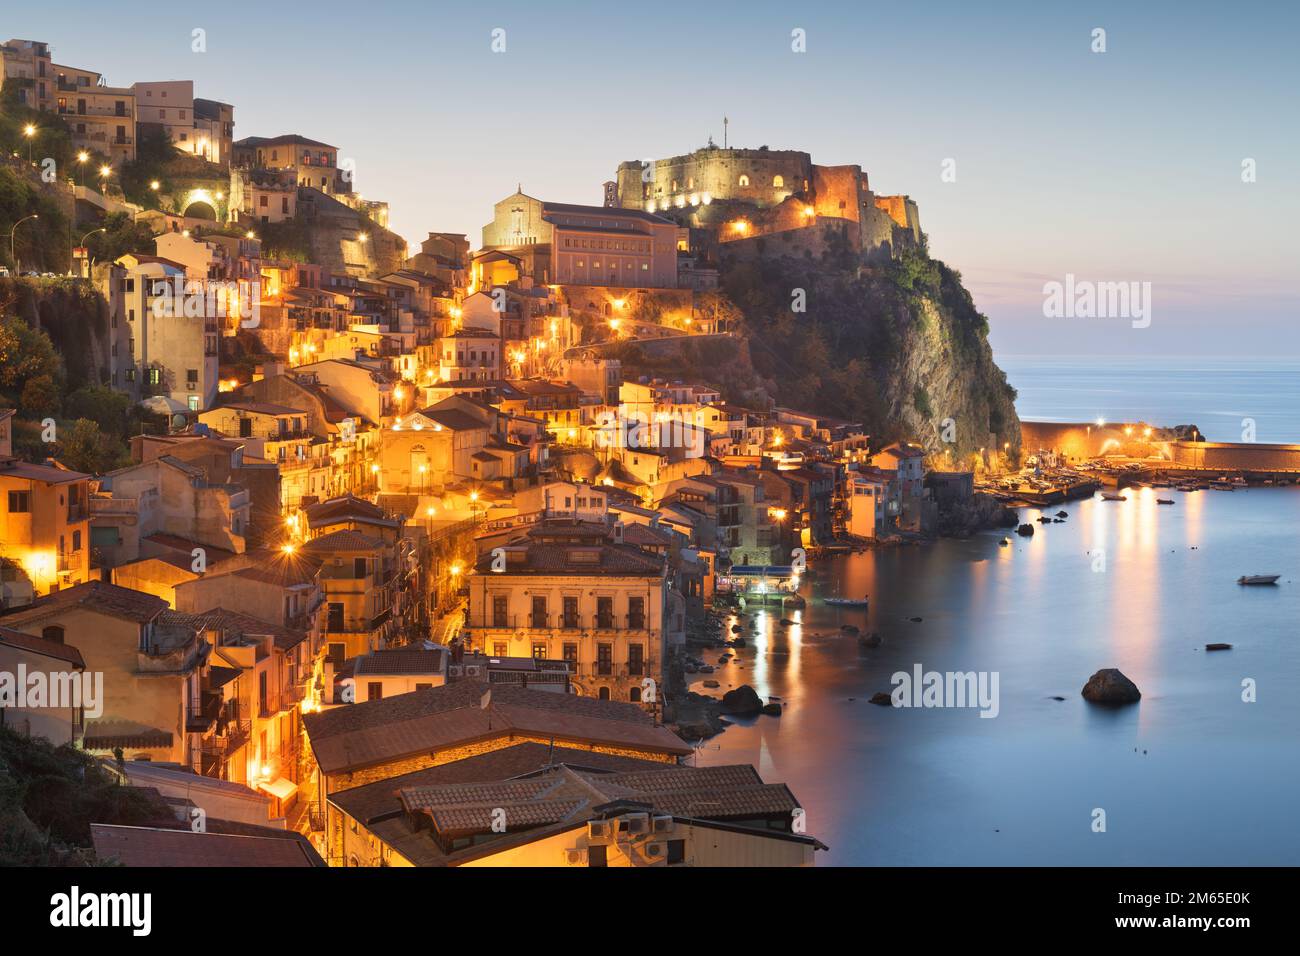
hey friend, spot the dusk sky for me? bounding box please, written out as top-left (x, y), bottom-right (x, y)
top-left (12, 0), bottom-right (1297, 357)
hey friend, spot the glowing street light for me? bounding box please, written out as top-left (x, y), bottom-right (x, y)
top-left (23, 123), bottom-right (37, 163)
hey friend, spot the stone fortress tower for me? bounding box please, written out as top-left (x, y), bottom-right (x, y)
top-left (611, 143), bottom-right (921, 264)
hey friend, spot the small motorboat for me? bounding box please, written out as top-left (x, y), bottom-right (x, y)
top-left (1156, 498), bottom-right (1175, 505)
top-left (825, 596), bottom-right (870, 608)
top-left (1237, 575), bottom-right (1280, 586)
top-left (1100, 492), bottom-right (1127, 501)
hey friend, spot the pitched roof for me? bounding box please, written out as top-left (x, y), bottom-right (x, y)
top-left (328, 742), bottom-right (667, 823)
top-left (90, 824), bottom-right (325, 867)
top-left (0, 581), bottom-right (167, 627)
top-left (0, 625), bottom-right (85, 668)
top-left (304, 681), bottom-right (689, 774)
top-left (301, 529), bottom-right (387, 553)
top-left (352, 647), bottom-right (444, 677)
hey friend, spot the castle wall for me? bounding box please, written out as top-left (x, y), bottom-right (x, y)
top-left (617, 148), bottom-right (813, 212)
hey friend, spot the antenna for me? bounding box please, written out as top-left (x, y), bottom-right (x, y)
top-left (723, 116), bottom-right (728, 149)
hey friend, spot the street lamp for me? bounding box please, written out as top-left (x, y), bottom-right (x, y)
top-left (10, 214), bottom-right (38, 275)
top-left (79, 227), bottom-right (106, 277)
top-left (76, 151), bottom-right (89, 187)
top-left (98, 165), bottom-right (112, 195)
top-left (23, 124), bottom-right (37, 163)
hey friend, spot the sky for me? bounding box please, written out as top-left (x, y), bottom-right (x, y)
top-left (10, 0), bottom-right (1298, 358)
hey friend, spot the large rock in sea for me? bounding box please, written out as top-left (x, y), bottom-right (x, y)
top-left (1081, 668), bottom-right (1141, 704)
top-left (719, 685), bottom-right (764, 716)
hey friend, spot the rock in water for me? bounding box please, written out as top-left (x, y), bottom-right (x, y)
top-left (1080, 668), bottom-right (1141, 704)
top-left (859, 632), bottom-right (883, 648)
top-left (761, 702), bottom-right (783, 717)
top-left (1205, 643), bottom-right (1232, 651)
top-left (1017, 523), bottom-right (1035, 537)
top-left (869, 692), bottom-right (893, 706)
top-left (720, 685), bottom-right (764, 716)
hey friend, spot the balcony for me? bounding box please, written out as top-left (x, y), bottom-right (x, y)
top-left (202, 719), bottom-right (251, 756)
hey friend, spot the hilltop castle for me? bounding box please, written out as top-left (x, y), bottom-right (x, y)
top-left (609, 144), bottom-right (921, 264)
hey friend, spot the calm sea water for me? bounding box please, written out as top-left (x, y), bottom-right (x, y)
top-left (696, 488), bottom-right (1300, 865)
top-left (999, 356), bottom-right (1300, 443)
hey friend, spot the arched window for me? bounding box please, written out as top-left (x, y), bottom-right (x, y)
top-left (42, 625), bottom-right (65, 644)
top-left (738, 174), bottom-right (750, 187)
top-left (598, 686), bottom-right (611, 700)
top-left (773, 175), bottom-right (784, 188)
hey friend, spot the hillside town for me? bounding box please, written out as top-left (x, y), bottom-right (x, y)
top-left (0, 35), bottom-right (979, 868)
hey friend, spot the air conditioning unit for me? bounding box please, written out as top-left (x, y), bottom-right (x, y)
top-left (448, 665), bottom-right (463, 677)
top-left (465, 665), bottom-right (481, 677)
top-left (587, 820), bottom-right (614, 844)
top-left (564, 847), bottom-right (587, 865)
top-left (624, 812), bottom-right (650, 836)
top-left (645, 842), bottom-right (665, 858)
top-left (651, 815), bottom-right (673, 833)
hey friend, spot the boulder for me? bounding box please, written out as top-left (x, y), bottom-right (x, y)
top-left (720, 685), bottom-right (764, 716)
top-left (760, 702), bottom-right (783, 717)
top-left (732, 637), bottom-right (747, 648)
top-left (1017, 523), bottom-right (1035, 537)
top-left (859, 632), bottom-right (883, 648)
top-left (1080, 668), bottom-right (1141, 704)
top-left (702, 679), bottom-right (721, 688)
top-left (869, 692), bottom-right (893, 706)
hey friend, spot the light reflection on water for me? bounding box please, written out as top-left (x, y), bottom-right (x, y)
top-left (692, 488), bottom-right (1300, 865)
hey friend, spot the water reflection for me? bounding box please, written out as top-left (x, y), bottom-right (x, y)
top-left (697, 489), bottom-right (1300, 865)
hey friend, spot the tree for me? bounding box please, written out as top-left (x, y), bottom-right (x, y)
top-left (64, 384), bottom-right (131, 438)
top-left (0, 314), bottom-right (61, 394)
top-left (19, 373), bottom-right (59, 419)
top-left (84, 212), bottom-right (155, 263)
top-left (56, 418), bottom-right (112, 474)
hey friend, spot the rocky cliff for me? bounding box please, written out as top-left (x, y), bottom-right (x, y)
top-left (703, 241), bottom-right (1020, 462)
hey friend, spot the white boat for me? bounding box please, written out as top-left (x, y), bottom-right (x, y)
top-left (1237, 575), bottom-right (1280, 586)
top-left (825, 596), bottom-right (870, 608)
top-left (1099, 492), bottom-right (1127, 501)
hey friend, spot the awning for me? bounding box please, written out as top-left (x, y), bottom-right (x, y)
top-left (256, 777), bottom-right (298, 801)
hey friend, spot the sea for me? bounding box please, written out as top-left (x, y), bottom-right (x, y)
top-left (998, 356), bottom-right (1300, 443)
top-left (696, 357), bottom-right (1300, 866)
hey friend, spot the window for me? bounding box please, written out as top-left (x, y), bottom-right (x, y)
top-left (630, 686), bottom-right (641, 703)
top-left (563, 642), bottom-right (578, 663)
top-left (587, 844), bottom-right (607, 867)
top-left (42, 625), bottom-right (65, 644)
top-left (773, 175), bottom-right (784, 187)
top-left (667, 839), bottom-right (685, 864)
top-left (492, 595), bottom-right (508, 628)
top-left (598, 686), bottom-right (611, 700)
top-left (596, 597), bottom-right (613, 629)
top-left (628, 644), bottom-right (645, 677)
top-left (562, 596), bottom-right (579, 629)
top-left (367, 682), bottom-right (383, 702)
top-left (738, 174), bottom-right (750, 186)
top-left (186, 368), bottom-right (198, 385)
top-left (531, 642), bottom-right (546, 659)
top-left (7, 491), bottom-right (31, 513)
top-left (353, 557), bottom-right (367, 578)
top-left (328, 603), bottom-right (344, 631)
top-left (531, 596), bottom-right (547, 628)
top-left (493, 642), bottom-right (508, 657)
top-left (628, 597), bottom-right (645, 630)
top-left (597, 643), bottom-right (612, 676)
top-left (72, 530), bottom-right (81, 552)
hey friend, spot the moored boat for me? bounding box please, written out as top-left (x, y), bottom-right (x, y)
top-left (825, 596), bottom-right (870, 608)
top-left (1237, 575), bottom-right (1280, 586)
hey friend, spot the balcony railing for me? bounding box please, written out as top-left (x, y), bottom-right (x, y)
top-left (478, 613), bottom-right (650, 632)
top-left (202, 719), bottom-right (251, 755)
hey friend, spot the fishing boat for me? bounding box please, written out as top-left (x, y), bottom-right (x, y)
top-left (1156, 498), bottom-right (1175, 505)
top-left (1237, 575), bottom-right (1280, 586)
top-left (1099, 492), bottom-right (1127, 501)
top-left (825, 596), bottom-right (870, 608)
